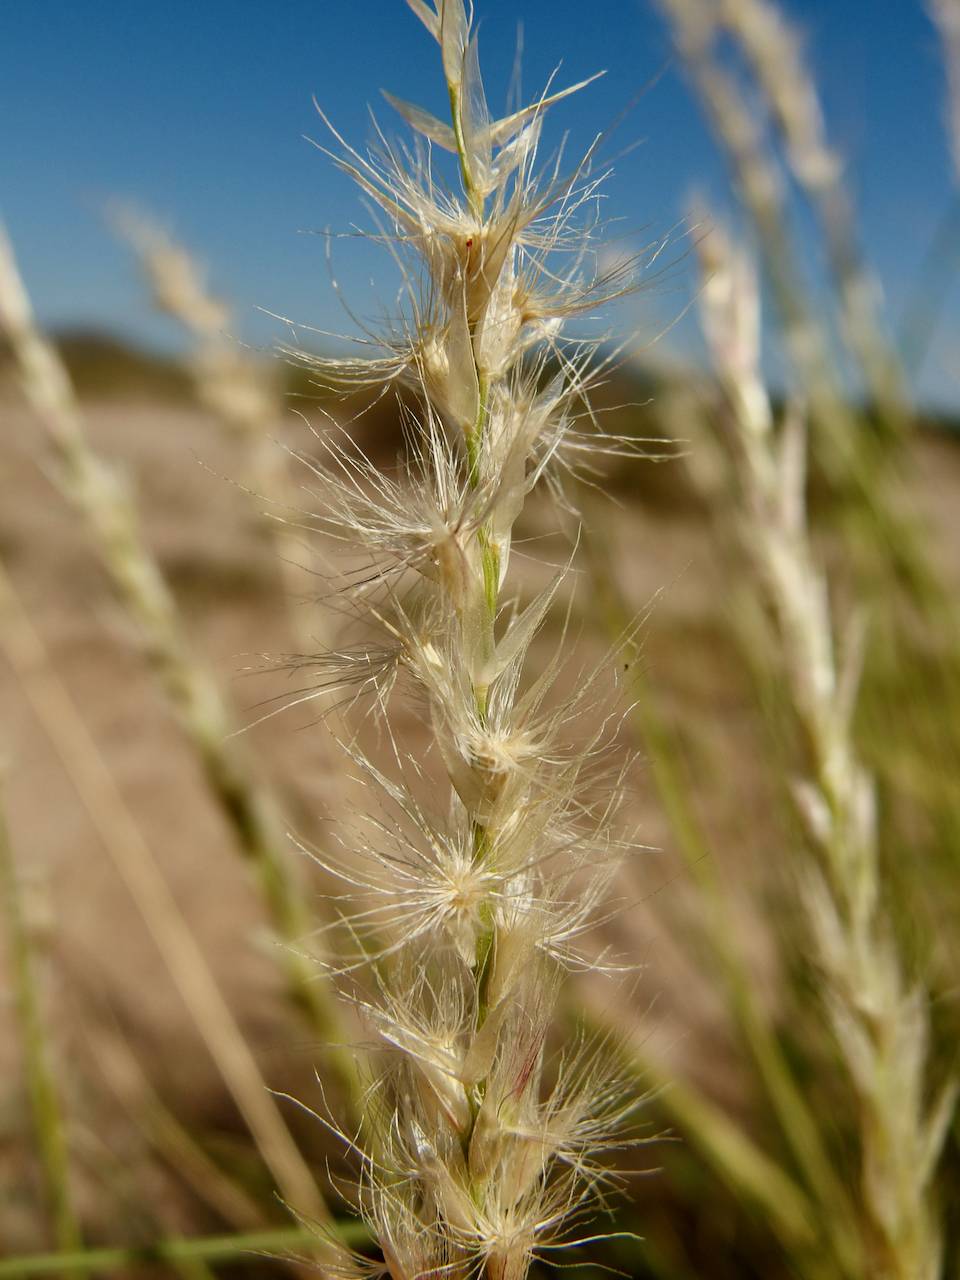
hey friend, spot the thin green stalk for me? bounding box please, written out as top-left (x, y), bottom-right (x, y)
top-left (0, 795), bottom-right (85, 1277)
top-left (447, 82), bottom-right (482, 218)
top-left (451, 77), bottom-right (506, 1047)
top-left (0, 1223), bottom-right (371, 1279)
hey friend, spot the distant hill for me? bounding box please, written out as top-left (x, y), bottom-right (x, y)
top-left (0, 327), bottom-right (191, 402)
top-left (54, 329), bottom-right (192, 400)
top-left (2, 326), bottom-right (955, 469)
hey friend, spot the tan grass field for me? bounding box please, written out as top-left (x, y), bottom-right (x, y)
top-left (2, 389), bottom-right (957, 1268)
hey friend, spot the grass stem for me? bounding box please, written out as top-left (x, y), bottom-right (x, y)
top-left (0, 793), bottom-right (85, 1278)
top-left (0, 1223), bottom-right (370, 1279)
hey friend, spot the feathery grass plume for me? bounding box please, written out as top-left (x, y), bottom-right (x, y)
top-left (291, 4), bottom-right (646, 1275)
top-left (696, 219), bottom-right (957, 1280)
top-left (661, 0), bottom-right (960, 617)
top-left (0, 224), bottom-right (354, 1094)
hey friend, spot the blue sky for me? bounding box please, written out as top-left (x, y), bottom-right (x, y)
top-left (4, 1), bottom-right (958, 410)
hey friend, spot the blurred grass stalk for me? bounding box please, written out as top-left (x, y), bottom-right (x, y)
top-left (717, 0), bottom-right (907, 432)
top-left (582, 520), bottom-right (859, 1275)
top-left (0, 788), bottom-right (85, 1276)
top-left (0, 559), bottom-right (326, 1223)
top-left (696, 220), bottom-right (957, 1279)
top-left (0, 1222), bottom-right (370, 1279)
top-left (578, 991), bottom-right (823, 1262)
top-left (659, 0), bottom-right (960, 987)
top-left (913, 3), bottom-right (960, 376)
top-left (616, 1043), bottom-right (816, 1253)
top-left (656, 0), bottom-right (960, 621)
top-left (930, 0), bottom-right (960, 181)
top-left (112, 209), bottom-right (331, 654)
top-left (653, 0), bottom-right (854, 469)
top-left (87, 1018), bottom-right (267, 1232)
top-left (0, 224), bottom-right (355, 1100)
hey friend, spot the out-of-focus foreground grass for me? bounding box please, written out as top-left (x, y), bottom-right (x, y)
top-left (2, 2), bottom-right (960, 1277)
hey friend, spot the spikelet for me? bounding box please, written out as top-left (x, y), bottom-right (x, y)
top-left (292, 4), bottom-right (645, 1276)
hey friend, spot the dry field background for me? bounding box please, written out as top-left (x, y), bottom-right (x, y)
top-left (1, 375), bottom-right (958, 1276)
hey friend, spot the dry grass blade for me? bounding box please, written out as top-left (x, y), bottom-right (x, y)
top-left (86, 1017), bottom-right (267, 1232)
top-left (0, 559), bottom-right (325, 1223)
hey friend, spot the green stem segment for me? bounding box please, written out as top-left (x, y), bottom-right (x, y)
top-left (0, 794), bottom-right (85, 1278)
top-left (446, 73), bottom-right (506, 1070)
top-left (0, 1224), bottom-right (371, 1279)
top-left (448, 82), bottom-right (482, 220)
